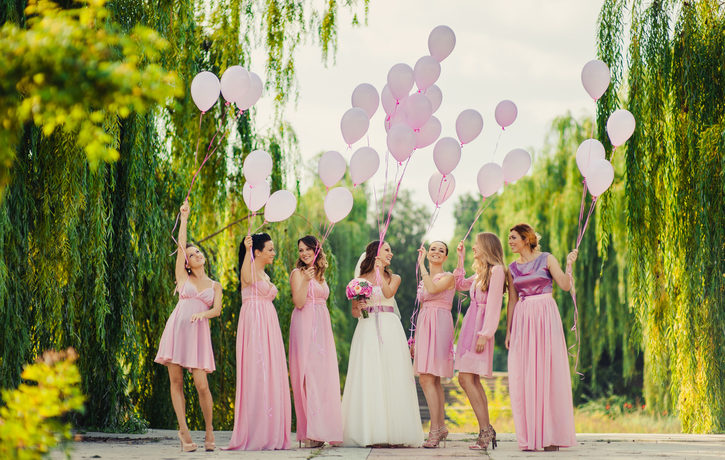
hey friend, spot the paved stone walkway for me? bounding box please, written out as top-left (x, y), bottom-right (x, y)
top-left (53, 430), bottom-right (725, 459)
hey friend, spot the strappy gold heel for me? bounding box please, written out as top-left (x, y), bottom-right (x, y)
top-left (423, 426), bottom-right (448, 448)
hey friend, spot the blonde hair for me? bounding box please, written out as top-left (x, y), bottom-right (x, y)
top-left (472, 232), bottom-right (508, 293)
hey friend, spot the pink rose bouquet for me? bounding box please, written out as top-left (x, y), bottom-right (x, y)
top-left (346, 278), bottom-right (373, 318)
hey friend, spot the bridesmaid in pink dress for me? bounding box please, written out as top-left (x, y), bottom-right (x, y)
top-left (288, 235), bottom-right (343, 448)
top-left (453, 232), bottom-right (506, 451)
top-left (505, 223), bottom-right (578, 451)
top-left (412, 241), bottom-right (455, 448)
top-left (155, 199), bottom-right (222, 452)
top-left (227, 233), bottom-right (291, 451)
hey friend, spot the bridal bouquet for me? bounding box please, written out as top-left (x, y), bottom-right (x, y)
top-left (346, 278), bottom-right (373, 318)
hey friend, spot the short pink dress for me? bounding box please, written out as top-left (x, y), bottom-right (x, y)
top-left (508, 253), bottom-right (576, 450)
top-left (288, 271), bottom-right (343, 444)
top-left (453, 265), bottom-right (504, 376)
top-left (227, 279), bottom-right (292, 451)
top-left (154, 279), bottom-right (216, 373)
top-left (413, 273), bottom-right (455, 378)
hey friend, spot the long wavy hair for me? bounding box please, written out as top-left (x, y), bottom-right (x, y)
top-left (359, 240), bottom-right (392, 278)
top-left (296, 235), bottom-right (327, 281)
top-left (472, 232), bottom-right (508, 293)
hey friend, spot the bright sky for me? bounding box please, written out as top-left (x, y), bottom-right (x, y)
top-left (255, 0), bottom-right (604, 241)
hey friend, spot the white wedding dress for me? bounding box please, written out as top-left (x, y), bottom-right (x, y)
top-left (341, 286), bottom-right (424, 447)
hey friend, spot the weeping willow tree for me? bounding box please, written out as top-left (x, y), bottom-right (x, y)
top-left (598, 0), bottom-right (725, 433)
top-left (451, 113), bottom-right (637, 401)
top-left (0, 0), bottom-right (368, 431)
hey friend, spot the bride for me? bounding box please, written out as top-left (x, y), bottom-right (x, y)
top-left (341, 240), bottom-right (424, 447)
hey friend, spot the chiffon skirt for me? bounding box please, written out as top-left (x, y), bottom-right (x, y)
top-left (508, 293), bottom-right (576, 450)
top-left (413, 307), bottom-right (454, 378)
top-left (341, 312), bottom-right (424, 447)
top-left (154, 299), bottom-right (215, 373)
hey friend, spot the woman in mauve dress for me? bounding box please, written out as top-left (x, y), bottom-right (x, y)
top-left (505, 223), bottom-right (578, 452)
top-left (155, 199), bottom-right (222, 453)
top-left (227, 233), bottom-right (291, 451)
top-left (453, 232), bottom-right (506, 451)
top-left (288, 235), bottom-right (343, 448)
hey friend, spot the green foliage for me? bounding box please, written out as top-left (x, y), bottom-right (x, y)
top-left (450, 113), bottom-right (637, 400)
top-left (0, 0), bottom-right (369, 433)
top-left (0, 0), bottom-right (181, 189)
top-left (599, 0), bottom-right (725, 433)
top-left (0, 349), bottom-right (85, 460)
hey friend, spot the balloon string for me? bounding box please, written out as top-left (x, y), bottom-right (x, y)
top-left (491, 129), bottom-right (503, 158)
top-left (567, 272), bottom-right (583, 378)
top-left (461, 196), bottom-right (497, 242)
top-left (576, 196), bottom-right (598, 249)
top-left (194, 112), bottom-right (203, 169)
top-left (576, 179), bottom-right (587, 240)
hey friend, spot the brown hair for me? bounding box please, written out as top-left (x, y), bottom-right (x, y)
top-left (296, 235), bottom-right (327, 281)
top-left (472, 232), bottom-right (508, 293)
top-left (509, 223), bottom-right (539, 251)
top-left (359, 240), bottom-right (392, 278)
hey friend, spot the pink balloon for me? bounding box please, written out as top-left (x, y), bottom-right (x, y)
top-left (586, 158), bottom-right (615, 197)
top-left (242, 181), bottom-right (270, 212)
top-left (386, 124), bottom-right (416, 163)
top-left (340, 107), bottom-right (369, 145)
top-left (220, 65), bottom-right (250, 105)
top-left (349, 147), bottom-right (379, 186)
top-left (351, 83), bottom-right (379, 118)
top-left (494, 100), bottom-right (518, 129)
top-left (415, 116), bottom-right (441, 149)
top-left (384, 109), bottom-right (408, 132)
top-left (455, 109), bottom-right (483, 145)
top-left (237, 71), bottom-right (263, 110)
top-left (502, 148), bottom-right (532, 183)
top-left (265, 190), bottom-right (297, 222)
top-left (414, 56), bottom-right (441, 91)
top-left (424, 85), bottom-right (443, 113)
top-left (318, 150), bottom-right (347, 188)
top-left (404, 93), bottom-right (433, 130)
top-left (190, 71), bottom-right (220, 112)
top-left (387, 63), bottom-right (414, 100)
top-left (477, 162), bottom-right (504, 198)
top-left (324, 187), bottom-right (354, 223)
top-left (381, 85), bottom-right (403, 115)
top-left (243, 149), bottom-right (273, 185)
top-left (428, 172), bottom-right (456, 206)
top-left (581, 59), bottom-right (611, 100)
top-left (575, 139), bottom-right (606, 177)
top-left (428, 25), bottom-right (456, 62)
top-left (433, 137), bottom-right (461, 175)
top-left (606, 109), bottom-right (636, 147)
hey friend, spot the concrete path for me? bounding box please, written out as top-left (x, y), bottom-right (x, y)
top-left (55, 430), bottom-right (725, 459)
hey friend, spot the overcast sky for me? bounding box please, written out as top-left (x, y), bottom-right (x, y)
top-left (253, 0), bottom-right (605, 241)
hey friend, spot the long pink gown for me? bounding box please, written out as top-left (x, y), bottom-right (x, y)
top-left (155, 279), bottom-right (216, 372)
top-left (288, 270), bottom-right (343, 444)
top-left (227, 279), bottom-right (291, 451)
top-left (508, 253), bottom-right (576, 450)
top-left (413, 273), bottom-right (455, 378)
top-left (453, 266), bottom-right (504, 376)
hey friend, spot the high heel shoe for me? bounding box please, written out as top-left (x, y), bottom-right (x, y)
top-left (423, 426), bottom-right (447, 448)
top-left (544, 445), bottom-right (559, 451)
top-left (204, 435), bottom-right (216, 452)
top-left (177, 431), bottom-right (197, 452)
top-left (469, 425), bottom-right (496, 451)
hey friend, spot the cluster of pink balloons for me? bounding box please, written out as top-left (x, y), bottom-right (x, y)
top-left (578, 59), bottom-right (636, 197)
top-left (190, 66), bottom-right (263, 113)
top-left (241, 150), bottom-right (297, 222)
